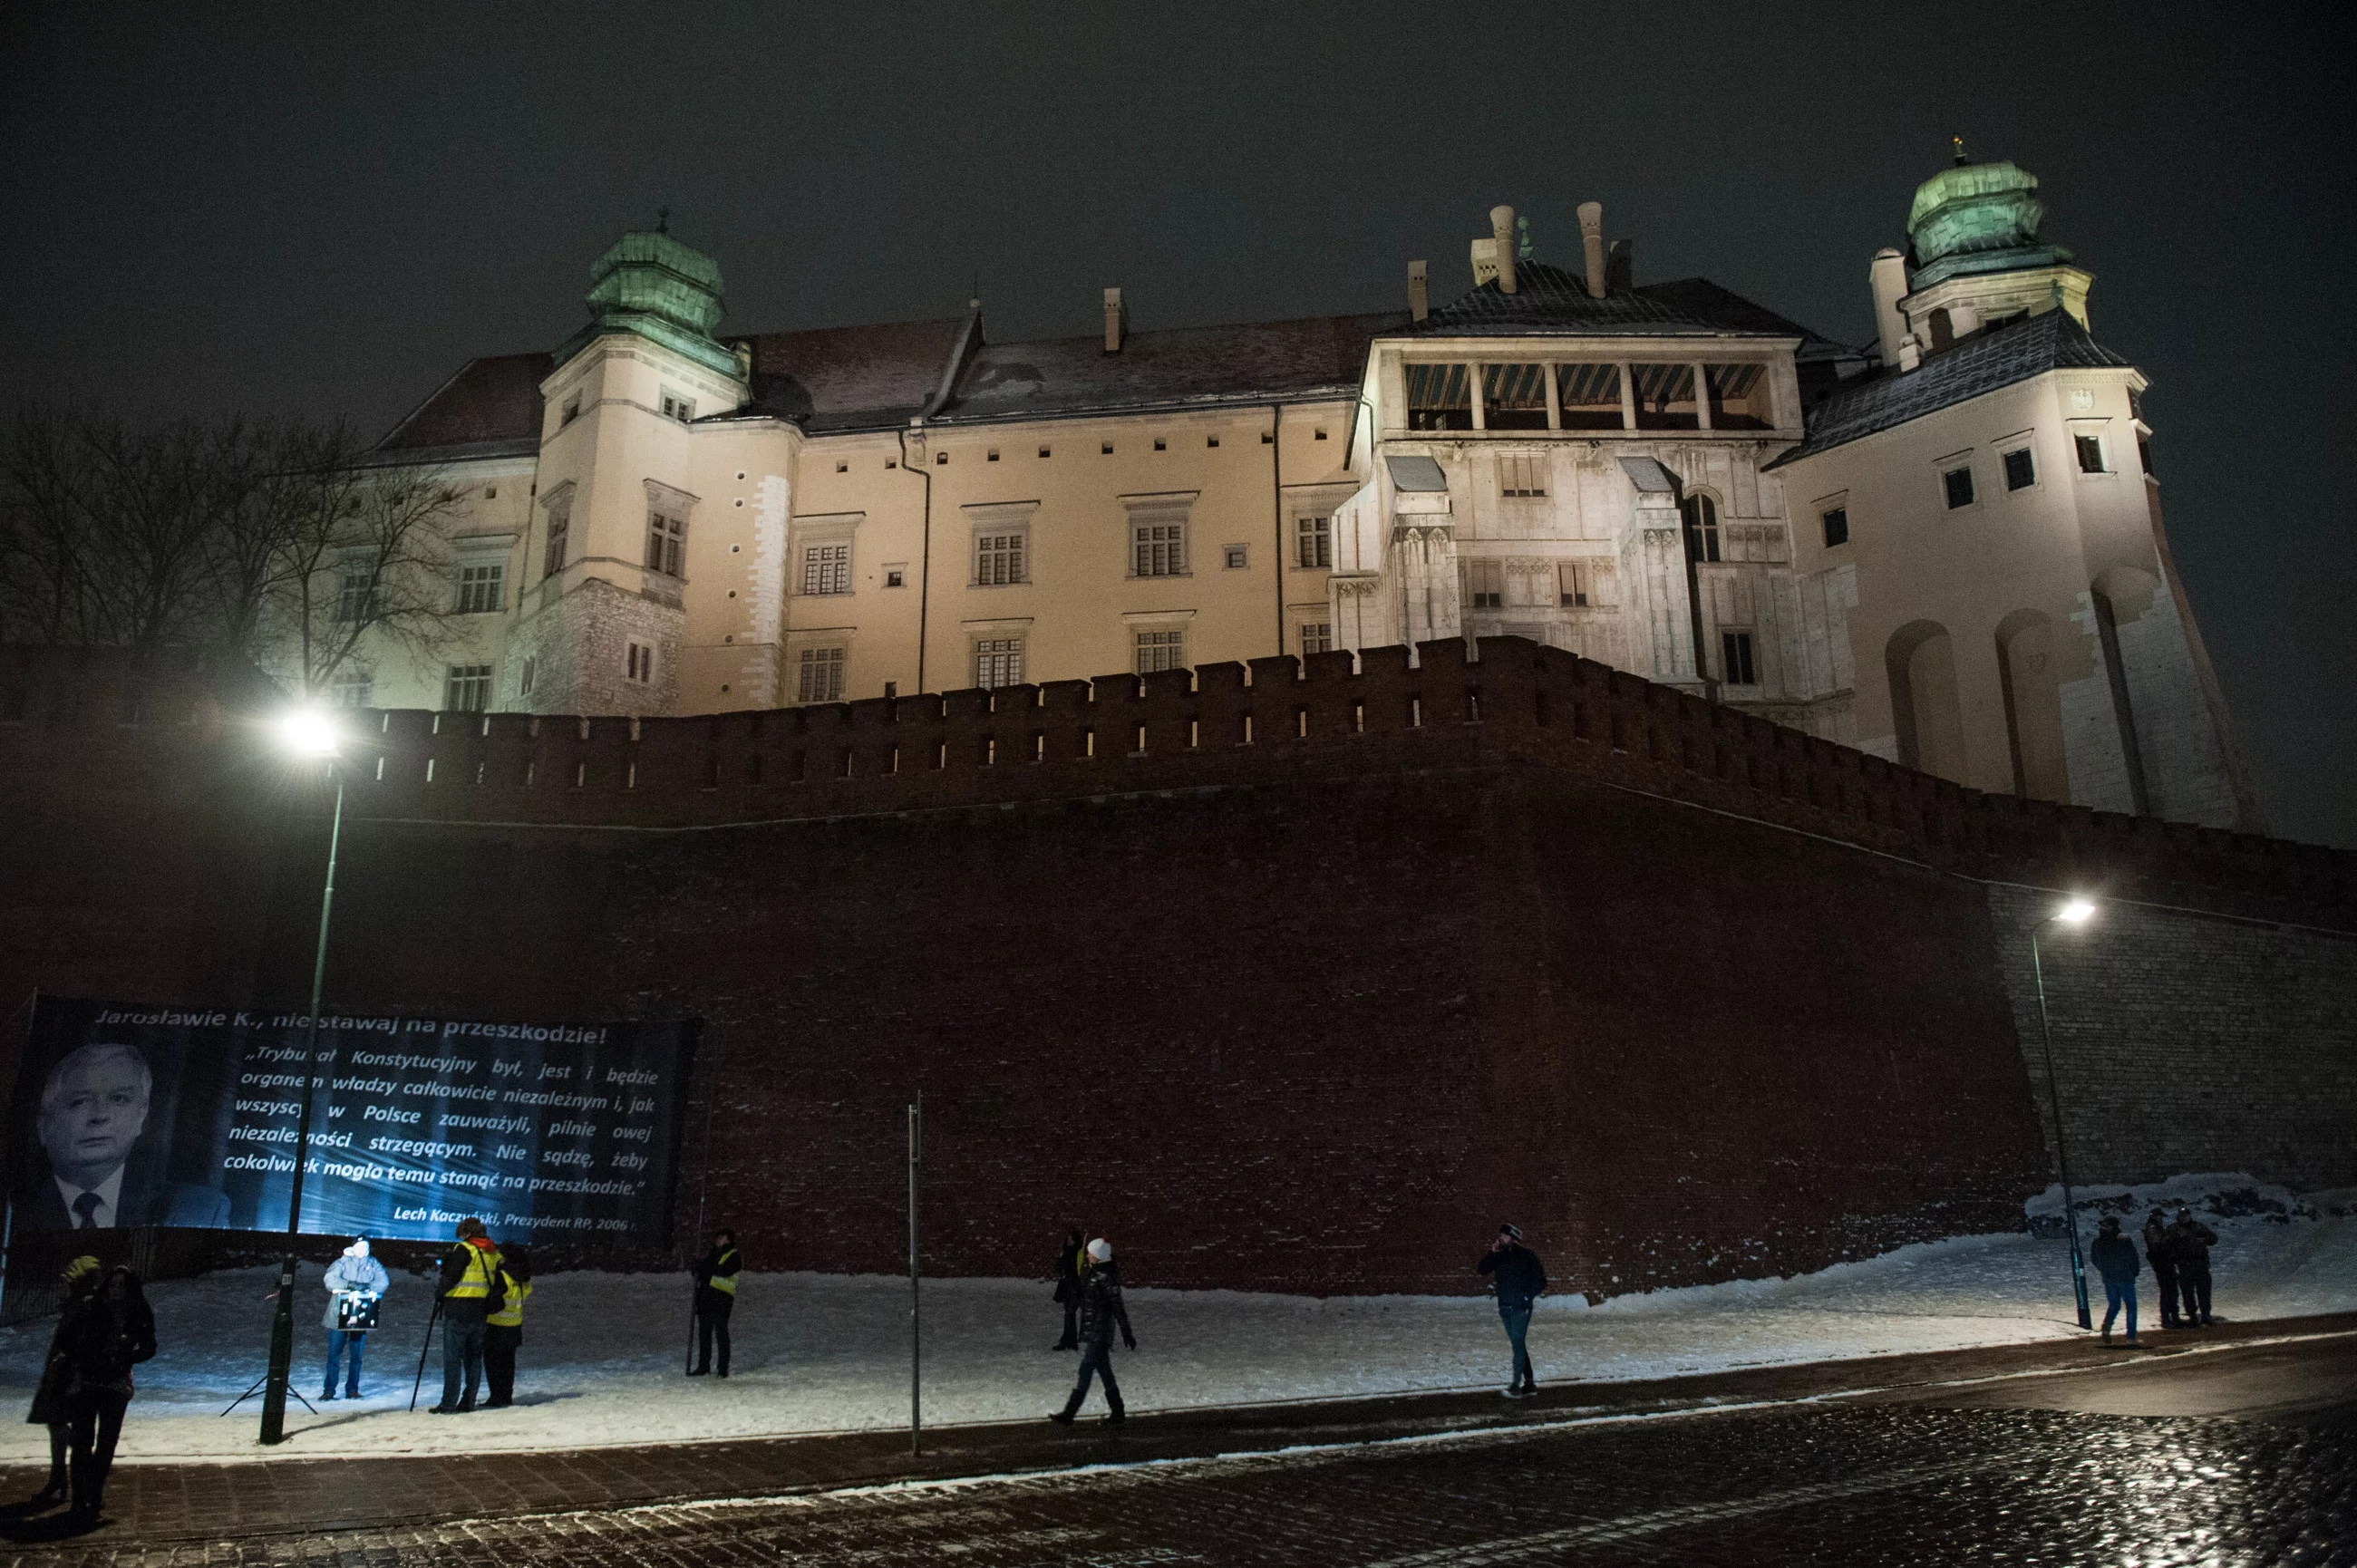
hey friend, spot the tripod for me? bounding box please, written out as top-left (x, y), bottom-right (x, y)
top-left (223, 1372), bottom-right (315, 1418)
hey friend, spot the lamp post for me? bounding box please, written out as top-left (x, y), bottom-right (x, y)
top-left (259, 707), bottom-right (345, 1445)
top-left (2029, 897), bottom-right (2097, 1331)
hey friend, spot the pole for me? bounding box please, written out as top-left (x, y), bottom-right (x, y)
top-left (909, 1089), bottom-right (922, 1457)
top-left (262, 769), bottom-right (344, 1444)
top-left (410, 1296), bottom-right (442, 1411)
top-left (2031, 921), bottom-right (2093, 1330)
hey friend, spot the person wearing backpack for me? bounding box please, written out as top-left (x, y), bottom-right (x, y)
top-left (481, 1245), bottom-right (534, 1409)
top-left (430, 1217), bottom-right (503, 1414)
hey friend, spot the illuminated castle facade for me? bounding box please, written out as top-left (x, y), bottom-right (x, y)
top-left (354, 155), bottom-right (2260, 829)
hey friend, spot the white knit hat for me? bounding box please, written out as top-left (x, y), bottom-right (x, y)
top-left (345, 1238), bottom-right (370, 1259)
top-left (1086, 1237), bottom-right (1112, 1263)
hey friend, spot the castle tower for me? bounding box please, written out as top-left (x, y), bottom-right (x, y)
top-left (1893, 150), bottom-right (2092, 353)
top-left (505, 224), bottom-right (750, 717)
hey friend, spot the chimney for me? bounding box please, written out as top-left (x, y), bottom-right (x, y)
top-left (1490, 206), bottom-right (1518, 295)
top-left (1605, 238), bottom-right (1633, 293)
top-left (1577, 202), bottom-right (1606, 299)
top-left (1469, 237), bottom-right (1499, 288)
top-left (1869, 247), bottom-right (1909, 369)
top-left (1102, 287), bottom-right (1126, 353)
top-left (1897, 333), bottom-right (1921, 373)
top-left (1409, 260), bottom-right (1429, 323)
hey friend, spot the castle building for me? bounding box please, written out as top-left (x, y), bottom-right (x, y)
top-left (356, 154), bottom-right (2260, 829)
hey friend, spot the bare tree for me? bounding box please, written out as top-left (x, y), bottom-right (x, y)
top-left (1, 404), bottom-right (472, 698)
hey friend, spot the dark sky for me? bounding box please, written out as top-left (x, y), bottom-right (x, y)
top-left (5, 3), bottom-right (2350, 846)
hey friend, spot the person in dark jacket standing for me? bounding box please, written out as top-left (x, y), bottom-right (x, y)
top-left (1050, 1237), bottom-right (1135, 1426)
top-left (2089, 1215), bottom-right (2143, 1345)
top-left (2171, 1206), bottom-right (2220, 1326)
top-left (690, 1229), bottom-right (740, 1378)
top-left (2141, 1209), bottom-right (2181, 1329)
top-left (431, 1217), bottom-right (502, 1413)
top-left (1478, 1223), bottom-right (1548, 1397)
top-left (48, 1263), bottom-right (155, 1524)
top-left (1051, 1227), bottom-right (1085, 1350)
top-left (21, 1255), bottom-right (101, 1510)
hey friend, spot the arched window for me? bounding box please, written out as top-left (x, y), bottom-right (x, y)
top-left (1681, 493), bottom-right (1721, 563)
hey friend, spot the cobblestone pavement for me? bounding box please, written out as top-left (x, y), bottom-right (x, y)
top-left (7, 1400), bottom-right (2353, 1566)
top-left (3, 1327), bottom-right (2351, 1564)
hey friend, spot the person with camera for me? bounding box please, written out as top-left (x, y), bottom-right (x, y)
top-left (430, 1217), bottom-right (503, 1414)
top-left (321, 1236), bottom-right (389, 1401)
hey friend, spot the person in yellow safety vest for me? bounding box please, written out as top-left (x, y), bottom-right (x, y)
top-left (481, 1245), bottom-right (533, 1409)
top-left (430, 1216), bottom-right (502, 1414)
top-left (689, 1229), bottom-right (740, 1379)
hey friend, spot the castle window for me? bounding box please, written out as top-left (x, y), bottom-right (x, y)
top-left (1299, 620), bottom-right (1333, 658)
top-left (1131, 518), bottom-right (1188, 577)
top-left (519, 658), bottom-right (536, 698)
top-left (1720, 629), bottom-right (1757, 686)
top-left (560, 397), bottom-right (579, 428)
top-left (1467, 560), bottom-right (1504, 609)
top-left (543, 508), bottom-right (570, 581)
top-left (646, 512), bottom-right (686, 579)
top-left (1558, 561), bottom-right (1594, 607)
top-left (974, 529), bottom-right (1027, 586)
top-left (1499, 452), bottom-right (1547, 498)
top-left (884, 566), bottom-right (907, 588)
top-left (801, 542), bottom-right (850, 595)
top-left (2075, 434), bottom-right (2108, 474)
top-left (327, 666), bottom-right (373, 708)
top-left (455, 562), bottom-right (505, 615)
top-left (1295, 514), bottom-right (1331, 568)
top-left (836, 460), bottom-right (849, 473)
top-left (444, 663), bottom-right (494, 712)
top-left (1821, 507), bottom-right (1849, 547)
top-left (1943, 465), bottom-right (1975, 509)
top-left (1223, 545), bottom-right (1248, 570)
top-left (625, 641), bottom-right (655, 685)
top-left (2004, 448), bottom-right (2037, 491)
top-left (1134, 628), bottom-right (1186, 674)
top-left (795, 645), bottom-right (846, 703)
top-left (1681, 493), bottom-right (1722, 561)
top-left (333, 568), bottom-right (383, 625)
top-left (660, 392), bottom-right (694, 422)
top-left (975, 637), bottom-right (1025, 690)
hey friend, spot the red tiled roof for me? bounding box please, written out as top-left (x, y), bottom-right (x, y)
top-left (374, 352), bottom-right (552, 453)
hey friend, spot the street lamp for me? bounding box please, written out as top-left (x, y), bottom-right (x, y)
top-left (2029, 897), bottom-right (2096, 1331)
top-left (258, 706), bottom-right (346, 1444)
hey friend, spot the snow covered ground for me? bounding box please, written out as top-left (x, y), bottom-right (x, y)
top-left (1, 1175), bottom-right (2349, 1465)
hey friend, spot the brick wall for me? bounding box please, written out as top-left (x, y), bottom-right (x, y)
top-left (1989, 886), bottom-right (2357, 1193)
top-left (1, 640), bottom-right (2349, 1296)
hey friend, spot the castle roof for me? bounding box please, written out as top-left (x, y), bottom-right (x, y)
top-left (1396, 262), bottom-right (1846, 353)
top-left (1767, 309), bottom-right (2132, 468)
top-left (368, 351), bottom-right (553, 463)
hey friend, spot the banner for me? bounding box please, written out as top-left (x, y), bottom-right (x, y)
top-left (6, 997), bottom-right (696, 1246)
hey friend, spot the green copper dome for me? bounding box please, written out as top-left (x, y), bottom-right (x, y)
top-left (553, 222), bottom-right (741, 380)
top-left (1907, 160), bottom-right (2044, 266)
top-left (586, 228), bottom-right (726, 336)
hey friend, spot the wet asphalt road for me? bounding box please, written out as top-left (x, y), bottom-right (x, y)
top-left (11, 1333), bottom-right (2355, 1565)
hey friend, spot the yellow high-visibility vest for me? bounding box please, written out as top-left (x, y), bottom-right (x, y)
top-left (488, 1274), bottom-right (533, 1328)
top-left (445, 1244), bottom-right (501, 1300)
top-left (707, 1247), bottom-right (740, 1295)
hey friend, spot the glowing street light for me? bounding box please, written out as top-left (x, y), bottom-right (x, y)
top-left (257, 706), bottom-right (348, 1444)
top-left (2030, 897), bottom-right (2097, 1331)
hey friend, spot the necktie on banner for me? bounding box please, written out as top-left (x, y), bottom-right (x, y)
top-left (73, 1191), bottom-right (102, 1229)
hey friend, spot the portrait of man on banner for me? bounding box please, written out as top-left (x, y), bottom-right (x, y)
top-left (15, 1040), bottom-right (230, 1231)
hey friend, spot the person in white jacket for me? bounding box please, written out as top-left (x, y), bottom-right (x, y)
top-left (321, 1238), bottom-right (390, 1400)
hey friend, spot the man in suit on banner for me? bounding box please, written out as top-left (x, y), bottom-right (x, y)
top-left (16, 1042), bottom-right (229, 1231)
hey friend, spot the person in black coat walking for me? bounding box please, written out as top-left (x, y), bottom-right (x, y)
top-left (2170, 1206), bottom-right (2220, 1326)
top-left (43, 1263), bottom-right (155, 1524)
top-left (1050, 1238), bottom-right (1135, 1426)
top-left (20, 1255), bottom-right (102, 1510)
top-left (1051, 1227), bottom-right (1085, 1350)
top-left (1478, 1223), bottom-right (1548, 1397)
top-left (2089, 1215), bottom-right (2143, 1344)
top-left (690, 1230), bottom-right (741, 1378)
top-left (2141, 1209), bottom-right (2181, 1329)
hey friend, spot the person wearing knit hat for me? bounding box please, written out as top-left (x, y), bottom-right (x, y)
top-left (2089, 1214), bottom-right (2145, 1345)
top-left (1478, 1223), bottom-right (1550, 1398)
top-left (1050, 1237), bottom-right (1135, 1427)
top-left (321, 1237), bottom-right (390, 1400)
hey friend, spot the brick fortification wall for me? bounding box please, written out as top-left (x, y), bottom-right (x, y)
top-left (1, 640), bottom-right (2350, 1296)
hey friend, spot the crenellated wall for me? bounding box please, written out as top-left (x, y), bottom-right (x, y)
top-left (0, 641), bottom-right (2349, 1294)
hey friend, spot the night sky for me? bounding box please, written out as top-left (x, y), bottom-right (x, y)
top-left (5, 4), bottom-right (2349, 846)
